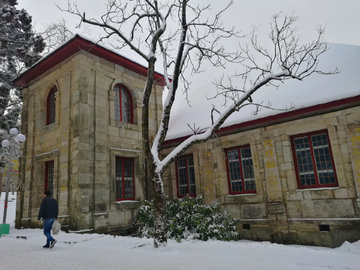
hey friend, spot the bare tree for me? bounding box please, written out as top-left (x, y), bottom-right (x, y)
top-left (39, 18), bottom-right (94, 55)
top-left (62, 1), bottom-right (335, 247)
top-left (39, 18), bottom-right (74, 54)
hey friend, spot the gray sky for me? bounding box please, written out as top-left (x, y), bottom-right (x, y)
top-left (16, 0), bottom-right (360, 89)
top-left (17, 0), bottom-right (360, 80)
top-left (18, 0), bottom-right (360, 46)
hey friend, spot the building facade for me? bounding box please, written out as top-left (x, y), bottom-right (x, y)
top-left (14, 36), bottom-right (360, 247)
top-left (13, 35), bottom-right (164, 233)
top-left (162, 97), bottom-right (360, 247)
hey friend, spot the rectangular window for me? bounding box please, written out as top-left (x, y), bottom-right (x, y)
top-left (225, 145), bottom-right (256, 194)
top-left (291, 130), bottom-right (338, 189)
top-left (45, 160), bottom-right (54, 194)
top-left (116, 157), bottom-right (134, 200)
top-left (176, 155), bottom-right (196, 198)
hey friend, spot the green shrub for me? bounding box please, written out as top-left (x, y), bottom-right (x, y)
top-left (137, 196), bottom-right (239, 241)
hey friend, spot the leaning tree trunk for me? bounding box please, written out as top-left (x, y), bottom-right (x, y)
top-left (151, 171), bottom-right (167, 247)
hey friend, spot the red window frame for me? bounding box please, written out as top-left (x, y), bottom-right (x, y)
top-left (114, 84), bottom-right (133, 124)
top-left (175, 155), bottom-right (196, 198)
top-left (225, 145), bottom-right (256, 195)
top-left (291, 130), bottom-right (338, 189)
top-left (45, 160), bottom-right (54, 193)
top-left (46, 86), bottom-right (57, 125)
top-left (115, 157), bottom-right (135, 201)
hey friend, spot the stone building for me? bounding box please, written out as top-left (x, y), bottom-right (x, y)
top-left (13, 35), bottom-right (164, 233)
top-left (161, 43), bottom-right (360, 247)
top-left (13, 36), bottom-right (360, 247)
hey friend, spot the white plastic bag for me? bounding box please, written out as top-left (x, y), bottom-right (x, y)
top-left (52, 220), bottom-right (61, 235)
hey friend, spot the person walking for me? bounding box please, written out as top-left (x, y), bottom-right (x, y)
top-left (37, 190), bottom-right (58, 249)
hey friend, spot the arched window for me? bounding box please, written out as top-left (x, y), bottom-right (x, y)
top-left (46, 86), bottom-right (57, 125)
top-left (114, 84), bottom-right (133, 123)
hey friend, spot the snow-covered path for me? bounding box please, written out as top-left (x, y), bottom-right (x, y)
top-left (1, 193), bottom-right (359, 270)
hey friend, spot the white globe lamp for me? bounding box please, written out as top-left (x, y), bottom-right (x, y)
top-left (1, 140), bottom-right (10, 148)
top-left (9, 128), bottom-right (19, 135)
top-left (16, 134), bottom-right (26, 143)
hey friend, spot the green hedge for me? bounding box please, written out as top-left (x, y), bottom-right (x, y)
top-left (137, 196), bottom-right (239, 241)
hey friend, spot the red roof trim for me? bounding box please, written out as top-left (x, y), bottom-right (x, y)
top-left (163, 95), bottom-right (360, 147)
top-left (13, 35), bottom-right (166, 87)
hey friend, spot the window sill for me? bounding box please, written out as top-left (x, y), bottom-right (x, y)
top-left (296, 187), bottom-right (339, 192)
top-left (40, 122), bottom-right (59, 134)
top-left (225, 193), bottom-right (260, 204)
top-left (112, 120), bottom-right (140, 130)
top-left (226, 193), bottom-right (257, 197)
top-left (116, 200), bottom-right (139, 203)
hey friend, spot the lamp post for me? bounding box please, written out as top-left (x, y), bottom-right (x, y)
top-left (1, 128), bottom-right (26, 225)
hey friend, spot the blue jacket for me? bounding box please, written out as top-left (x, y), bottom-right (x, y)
top-left (38, 196), bottom-right (58, 220)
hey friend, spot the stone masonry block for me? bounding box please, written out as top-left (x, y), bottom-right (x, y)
top-left (242, 203), bottom-right (267, 219)
top-left (310, 189), bottom-right (334, 200)
top-left (100, 58), bottom-right (115, 70)
top-left (286, 190), bottom-right (304, 201)
top-left (301, 199), bottom-right (355, 218)
top-left (95, 119), bottom-right (108, 132)
top-left (263, 139), bottom-right (283, 202)
top-left (346, 112), bottom-right (360, 123)
top-left (95, 107), bottom-right (109, 121)
top-left (333, 188), bottom-right (349, 199)
top-left (124, 68), bottom-right (140, 79)
top-left (95, 94), bottom-right (107, 108)
top-left (108, 126), bottom-right (119, 137)
top-left (95, 152), bottom-right (107, 161)
top-left (267, 202), bottom-right (286, 214)
top-left (123, 137), bottom-right (136, 145)
top-left (303, 191), bottom-right (312, 200)
top-left (125, 129), bottom-right (140, 141)
top-left (283, 145), bottom-right (292, 163)
top-left (275, 141), bottom-right (283, 156)
top-left (286, 171), bottom-right (298, 191)
top-left (77, 173), bottom-right (93, 185)
top-left (115, 64), bottom-right (125, 73)
top-left (323, 110), bottom-right (342, 118)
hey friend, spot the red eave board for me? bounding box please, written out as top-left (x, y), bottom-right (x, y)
top-left (163, 94), bottom-right (360, 147)
top-left (13, 35), bottom-right (165, 87)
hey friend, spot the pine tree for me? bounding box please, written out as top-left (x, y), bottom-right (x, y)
top-left (0, 1), bottom-right (45, 195)
top-left (0, 0), bottom-right (45, 131)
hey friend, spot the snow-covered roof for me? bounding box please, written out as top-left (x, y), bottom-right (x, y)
top-left (165, 43), bottom-right (360, 141)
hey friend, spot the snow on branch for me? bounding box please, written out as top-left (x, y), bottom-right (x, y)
top-left (152, 1), bottom-right (241, 160)
top-left (159, 13), bottom-right (339, 172)
top-left (211, 13), bottom-right (339, 107)
top-left (63, 1), bottom-right (339, 248)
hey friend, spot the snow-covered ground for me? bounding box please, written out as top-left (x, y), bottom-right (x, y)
top-left (0, 192), bottom-right (359, 270)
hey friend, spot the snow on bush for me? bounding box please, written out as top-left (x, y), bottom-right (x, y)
top-left (137, 196), bottom-right (239, 241)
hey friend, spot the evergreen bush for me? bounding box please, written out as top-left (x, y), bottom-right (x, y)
top-left (137, 196), bottom-right (239, 241)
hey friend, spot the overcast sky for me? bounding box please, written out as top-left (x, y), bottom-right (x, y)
top-left (18, 0), bottom-right (360, 45)
top-left (16, 0), bottom-right (360, 68)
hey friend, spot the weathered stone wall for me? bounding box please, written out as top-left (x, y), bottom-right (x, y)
top-left (16, 50), bottom-right (163, 232)
top-left (162, 106), bottom-right (360, 247)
